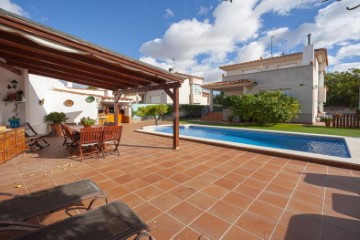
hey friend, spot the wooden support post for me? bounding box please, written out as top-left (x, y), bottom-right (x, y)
top-left (162, 85), bottom-right (180, 149)
top-left (173, 86), bottom-right (180, 150)
top-left (114, 92), bottom-right (121, 126)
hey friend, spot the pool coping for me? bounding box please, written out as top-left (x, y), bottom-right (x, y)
top-left (137, 124), bottom-right (360, 170)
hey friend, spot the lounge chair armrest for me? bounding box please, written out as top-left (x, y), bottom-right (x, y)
top-left (0, 221), bottom-right (42, 232)
top-left (0, 192), bottom-right (19, 197)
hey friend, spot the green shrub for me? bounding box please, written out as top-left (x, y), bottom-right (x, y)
top-left (229, 91), bottom-right (300, 125)
top-left (80, 117), bottom-right (97, 126)
top-left (134, 104), bottom-right (169, 125)
top-left (44, 112), bottom-right (68, 124)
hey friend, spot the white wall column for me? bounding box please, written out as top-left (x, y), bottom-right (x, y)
top-left (209, 90), bottom-right (213, 111)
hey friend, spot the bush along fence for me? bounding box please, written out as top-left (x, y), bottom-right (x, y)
top-left (332, 114), bottom-right (360, 128)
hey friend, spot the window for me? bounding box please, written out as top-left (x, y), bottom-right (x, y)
top-left (150, 96), bottom-right (161, 104)
top-left (192, 84), bottom-right (202, 95)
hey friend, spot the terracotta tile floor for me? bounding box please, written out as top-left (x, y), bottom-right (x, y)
top-left (1, 121), bottom-right (359, 240)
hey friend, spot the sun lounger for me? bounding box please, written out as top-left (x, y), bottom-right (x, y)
top-left (12, 201), bottom-right (153, 240)
top-left (0, 180), bottom-right (108, 232)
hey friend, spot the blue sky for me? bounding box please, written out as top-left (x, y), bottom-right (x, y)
top-left (1, 0), bottom-right (359, 82)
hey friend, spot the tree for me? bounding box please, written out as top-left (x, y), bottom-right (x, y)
top-left (134, 104), bottom-right (169, 125)
top-left (325, 68), bottom-right (360, 107)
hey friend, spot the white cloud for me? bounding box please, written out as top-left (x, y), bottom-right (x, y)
top-left (0, 0), bottom-right (27, 16)
top-left (198, 6), bottom-right (212, 15)
top-left (280, 1), bottom-right (360, 50)
top-left (140, 0), bottom-right (360, 82)
top-left (237, 42), bottom-right (267, 62)
top-left (331, 62), bottom-right (360, 72)
top-left (164, 8), bottom-right (174, 18)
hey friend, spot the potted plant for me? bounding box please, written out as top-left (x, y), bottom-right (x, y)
top-left (8, 116), bottom-right (21, 128)
top-left (80, 117), bottom-right (97, 127)
top-left (320, 116), bottom-right (332, 127)
top-left (45, 112), bottom-right (68, 136)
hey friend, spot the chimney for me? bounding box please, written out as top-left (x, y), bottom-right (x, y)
top-left (168, 68), bottom-right (174, 73)
top-left (307, 33), bottom-right (311, 46)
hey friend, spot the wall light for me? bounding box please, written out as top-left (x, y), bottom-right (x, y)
top-left (7, 79), bottom-right (19, 90)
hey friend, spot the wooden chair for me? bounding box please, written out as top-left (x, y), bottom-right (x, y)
top-left (101, 126), bottom-right (122, 157)
top-left (61, 123), bottom-right (79, 150)
top-left (79, 127), bottom-right (103, 161)
top-left (103, 121), bottom-right (116, 126)
top-left (23, 122), bottom-right (50, 151)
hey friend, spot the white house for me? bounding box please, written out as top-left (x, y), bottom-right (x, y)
top-left (0, 71), bottom-right (134, 134)
top-left (143, 72), bottom-right (209, 105)
top-left (204, 38), bottom-right (328, 123)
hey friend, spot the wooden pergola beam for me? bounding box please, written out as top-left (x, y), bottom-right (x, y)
top-left (0, 33), bottom-right (168, 86)
top-left (6, 58), bottom-right (136, 88)
top-left (0, 60), bottom-right (21, 75)
top-left (0, 14), bottom-right (184, 83)
top-left (116, 82), bottom-right (181, 95)
top-left (0, 40), bottom-right (160, 87)
top-left (0, 50), bottom-right (150, 88)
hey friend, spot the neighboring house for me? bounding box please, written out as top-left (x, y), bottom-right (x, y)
top-left (203, 40), bottom-right (328, 123)
top-left (143, 72), bottom-right (209, 105)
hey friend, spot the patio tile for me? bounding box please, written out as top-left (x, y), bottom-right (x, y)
top-left (134, 185), bottom-right (163, 201)
top-left (278, 211), bottom-right (321, 239)
top-left (187, 192), bottom-right (218, 211)
top-left (148, 213), bottom-right (184, 240)
top-left (133, 202), bottom-right (162, 222)
top-left (106, 186), bottom-right (130, 200)
top-left (201, 185), bottom-right (229, 199)
top-left (141, 173), bottom-right (164, 184)
top-left (150, 192), bottom-right (182, 211)
top-left (170, 173), bottom-right (193, 183)
top-left (169, 185), bottom-right (197, 200)
top-left (236, 211), bottom-right (277, 240)
top-left (118, 193), bottom-right (144, 208)
top-left (233, 183), bottom-right (262, 199)
top-left (168, 202), bottom-right (203, 225)
top-left (258, 191), bottom-right (289, 209)
top-left (153, 178), bottom-right (178, 191)
top-left (270, 224), bottom-right (312, 240)
top-left (223, 192), bottom-right (254, 209)
top-left (173, 227), bottom-right (207, 240)
top-left (287, 199), bottom-right (322, 215)
top-left (190, 212), bottom-right (231, 240)
top-left (265, 183), bottom-right (293, 198)
top-left (214, 178), bottom-right (238, 190)
top-left (222, 226), bottom-right (262, 240)
top-left (248, 200), bottom-right (283, 222)
top-left (121, 179), bottom-right (149, 192)
top-left (3, 121), bottom-right (360, 240)
top-left (112, 174), bottom-right (135, 184)
top-left (208, 200), bottom-right (244, 224)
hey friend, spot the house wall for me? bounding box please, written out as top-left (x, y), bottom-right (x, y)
top-left (223, 65), bottom-right (315, 123)
top-left (144, 77), bottom-right (208, 105)
top-left (225, 57), bottom-right (303, 77)
top-left (26, 74), bottom-right (99, 134)
top-left (0, 66), bottom-right (26, 126)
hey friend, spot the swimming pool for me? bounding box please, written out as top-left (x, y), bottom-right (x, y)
top-left (150, 125), bottom-right (351, 158)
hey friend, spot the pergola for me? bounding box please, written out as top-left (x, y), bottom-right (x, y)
top-left (0, 8), bottom-right (185, 149)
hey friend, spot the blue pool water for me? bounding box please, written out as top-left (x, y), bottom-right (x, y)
top-left (153, 125), bottom-right (351, 158)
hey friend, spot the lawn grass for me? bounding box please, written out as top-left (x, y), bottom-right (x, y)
top-left (180, 120), bottom-right (360, 138)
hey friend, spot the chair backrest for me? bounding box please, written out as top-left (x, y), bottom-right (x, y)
top-left (80, 127), bottom-right (103, 144)
top-left (23, 122), bottom-right (38, 137)
top-left (103, 121), bottom-right (116, 126)
top-left (62, 124), bottom-right (77, 142)
top-left (102, 126), bottom-right (122, 142)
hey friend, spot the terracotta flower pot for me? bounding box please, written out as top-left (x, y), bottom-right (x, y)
top-left (50, 123), bottom-right (62, 136)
